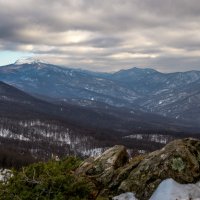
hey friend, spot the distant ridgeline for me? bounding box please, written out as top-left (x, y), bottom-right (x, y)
top-left (1, 59), bottom-right (200, 128)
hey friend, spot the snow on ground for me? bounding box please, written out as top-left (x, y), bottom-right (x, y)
top-left (113, 179), bottom-right (200, 200)
top-left (113, 192), bottom-right (138, 200)
top-left (124, 134), bottom-right (170, 144)
top-left (81, 148), bottom-right (104, 157)
top-left (0, 169), bottom-right (12, 183)
top-left (149, 178), bottom-right (200, 200)
top-left (14, 58), bottom-right (44, 65)
top-left (0, 128), bottom-right (29, 141)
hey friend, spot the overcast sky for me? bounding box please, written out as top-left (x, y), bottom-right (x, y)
top-left (0, 0), bottom-right (200, 72)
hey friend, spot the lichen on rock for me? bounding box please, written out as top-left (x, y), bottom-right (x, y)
top-left (171, 157), bottom-right (185, 172)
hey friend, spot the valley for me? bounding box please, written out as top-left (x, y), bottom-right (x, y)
top-left (0, 59), bottom-right (200, 168)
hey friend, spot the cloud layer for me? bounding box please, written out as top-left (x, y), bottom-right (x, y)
top-left (1, 0), bottom-right (200, 72)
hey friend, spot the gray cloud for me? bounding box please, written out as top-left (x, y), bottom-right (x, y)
top-left (1, 0), bottom-right (200, 72)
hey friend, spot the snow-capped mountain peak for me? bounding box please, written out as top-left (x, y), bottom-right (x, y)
top-left (14, 58), bottom-right (46, 65)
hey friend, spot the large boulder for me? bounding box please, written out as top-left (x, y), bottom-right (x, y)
top-left (77, 145), bottom-right (129, 176)
top-left (76, 138), bottom-right (200, 200)
top-left (118, 138), bottom-right (200, 199)
top-left (76, 145), bottom-right (129, 198)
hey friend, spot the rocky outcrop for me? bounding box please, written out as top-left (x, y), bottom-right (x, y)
top-left (118, 138), bottom-right (200, 199)
top-left (77, 145), bottom-right (129, 174)
top-left (76, 138), bottom-right (200, 200)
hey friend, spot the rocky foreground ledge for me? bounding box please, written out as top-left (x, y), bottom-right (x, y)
top-left (76, 138), bottom-right (200, 200)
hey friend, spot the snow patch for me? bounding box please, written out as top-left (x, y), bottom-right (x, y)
top-left (0, 169), bottom-right (12, 182)
top-left (0, 128), bottom-right (29, 141)
top-left (14, 58), bottom-right (46, 65)
top-left (138, 150), bottom-right (146, 154)
top-left (81, 148), bottom-right (104, 157)
top-left (124, 134), bottom-right (170, 144)
top-left (149, 178), bottom-right (200, 200)
top-left (113, 192), bottom-right (138, 200)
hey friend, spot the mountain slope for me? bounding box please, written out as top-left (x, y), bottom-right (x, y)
top-left (110, 67), bottom-right (200, 124)
top-left (1, 59), bottom-right (200, 129)
top-left (0, 81), bottom-right (191, 133)
top-left (0, 81), bottom-right (125, 160)
top-left (0, 61), bottom-right (138, 107)
top-left (1, 81), bottom-right (195, 165)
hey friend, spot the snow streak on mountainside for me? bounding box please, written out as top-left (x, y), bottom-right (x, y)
top-left (14, 58), bottom-right (46, 65)
top-left (0, 118), bottom-right (104, 158)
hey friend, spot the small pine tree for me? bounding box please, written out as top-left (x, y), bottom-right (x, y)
top-left (0, 157), bottom-right (92, 200)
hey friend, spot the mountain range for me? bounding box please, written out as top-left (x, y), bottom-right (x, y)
top-left (0, 58), bottom-right (200, 130)
top-left (0, 58), bottom-right (200, 163)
